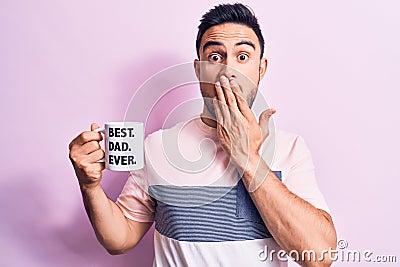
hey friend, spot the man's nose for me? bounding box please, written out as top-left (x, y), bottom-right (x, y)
top-left (219, 59), bottom-right (237, 80)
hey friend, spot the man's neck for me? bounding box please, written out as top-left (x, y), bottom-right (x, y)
top-left (200, 108), bottom-right (217, 128)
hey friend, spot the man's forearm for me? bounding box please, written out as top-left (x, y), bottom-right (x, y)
top-left (80, 184), bottom-right (137, 253)
top-left (241, 157), bottom-right (337, 266)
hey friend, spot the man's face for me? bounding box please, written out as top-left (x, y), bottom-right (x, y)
top-left (194, 22), bottom-right (267, 116)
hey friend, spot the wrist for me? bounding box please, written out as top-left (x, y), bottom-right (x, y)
top-left (239, 153), bottom-right (261, 172)
top-left (238, 154), bottom-right (261, 179)
top-left (79, 181), bottom-right (102, 194)
top-left (240, 155), bottom-right (271, 192)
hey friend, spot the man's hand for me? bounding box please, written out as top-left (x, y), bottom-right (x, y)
top-left (69, 123), bottom-right (105, 189)
top-left (212, 75), bottom-right (275, 171)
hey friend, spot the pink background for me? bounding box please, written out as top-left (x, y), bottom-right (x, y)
top-left (1, 1), bottom-right (399, 266)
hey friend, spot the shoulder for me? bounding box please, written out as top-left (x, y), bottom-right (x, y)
top-left (265, 129), bottom-right (313, 171)
top-left (275, 129), bottom-right (306, 145)
top-left (273, 129), bottom-right (310, 155)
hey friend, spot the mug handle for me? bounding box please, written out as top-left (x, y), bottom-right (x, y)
top-left (94, 127), bottom-right (106, 163)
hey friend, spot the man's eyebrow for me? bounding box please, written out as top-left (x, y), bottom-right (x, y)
top-left (235, 40), bottom-right (256, 50)
top-left (202, 41), bottom-right (223, 52)
top-left (201, 40), bottom-right (256, 52)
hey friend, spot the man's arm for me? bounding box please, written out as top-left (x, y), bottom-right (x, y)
top-left (69, 123), bottom-right (152, 254)
top-left (212, 76), bottom-right (337, 266)
top-left (80, 184), bottom-right (152, 254)
top-left (241, 157), bottom-right (336, 266)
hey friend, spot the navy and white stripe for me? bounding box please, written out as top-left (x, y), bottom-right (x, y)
top-left (149, 171), bottom-right (282, 242)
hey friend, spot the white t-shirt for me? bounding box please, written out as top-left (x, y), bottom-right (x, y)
top-left (116, 117), bottom-right (330, 266)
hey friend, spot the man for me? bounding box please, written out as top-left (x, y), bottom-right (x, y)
top-left (69, 3), bottom-right (337, 266)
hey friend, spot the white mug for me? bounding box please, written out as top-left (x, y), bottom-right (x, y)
top-left (95, 122), bottom-right (144, 171)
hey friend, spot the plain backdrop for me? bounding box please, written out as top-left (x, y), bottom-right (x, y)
top-left (0, 0), bottom-right (399, 266)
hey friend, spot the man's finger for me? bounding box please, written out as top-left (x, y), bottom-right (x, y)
top-left (212, 97), bottom-right (224, 126)
top-left (91, 123), bottom-right (100, 131)
top-left (259, 108), bottom-right (276, 139)
top-left (220, 75), bottom-right (238, 111)
top-left (87, 148), bottom-right (106, 164)
top-left (76, 140), bottom-right (102, 155)
top-left (228, 79), bottom-right (254, 121)
top-left (69, 124), bottom-right (103, 149)
top-left (78, 160), bottom-right (105, 178)
top-left (215, 82), bottom-right (230, 120)
top-left (215, 81), bottom-right (226, 103)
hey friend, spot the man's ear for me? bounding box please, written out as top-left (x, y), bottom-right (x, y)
top-left (259, 58), bottom-right (268, 80)
top-left (194, 59), bottom-right (200, 80)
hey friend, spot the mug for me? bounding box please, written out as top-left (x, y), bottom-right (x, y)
top-left (95, 122), bottom-right (144, 171)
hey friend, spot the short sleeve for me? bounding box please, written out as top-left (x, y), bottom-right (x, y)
top-left (283, 136), bottom-right (331, 213)
top-left (116, 170), bottom-right (155, 223)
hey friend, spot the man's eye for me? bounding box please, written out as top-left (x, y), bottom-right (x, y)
top-left (238, 53), bottom-right (249, 61)
top-left (209, 53), bottom-right (222, 62)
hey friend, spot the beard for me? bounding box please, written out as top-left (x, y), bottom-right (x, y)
top-left (203, 96), bottom-right (217, 120)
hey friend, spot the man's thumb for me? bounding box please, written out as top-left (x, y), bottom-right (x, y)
top-left (91, 123), bottom-right (100, 131)
top-left (259, 108), bottom-right (276, 138)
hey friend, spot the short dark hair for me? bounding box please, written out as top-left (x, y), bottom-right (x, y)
top-left (196, 3), bottom-right (265, 59)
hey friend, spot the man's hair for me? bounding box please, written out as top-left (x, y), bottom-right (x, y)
top-left (196, 3), bottom-right (265, 59)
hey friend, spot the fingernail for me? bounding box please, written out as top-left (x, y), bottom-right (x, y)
top-left (220, 75), bottom-right (228, 82)
top-left (215, 81), bottom-right (221, 86)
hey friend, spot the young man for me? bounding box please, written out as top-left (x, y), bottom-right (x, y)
top-left (69, 3), bottom-right (337, 266)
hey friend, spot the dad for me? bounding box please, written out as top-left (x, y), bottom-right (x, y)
top-left (69, 3), bottom-right (337, 266)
